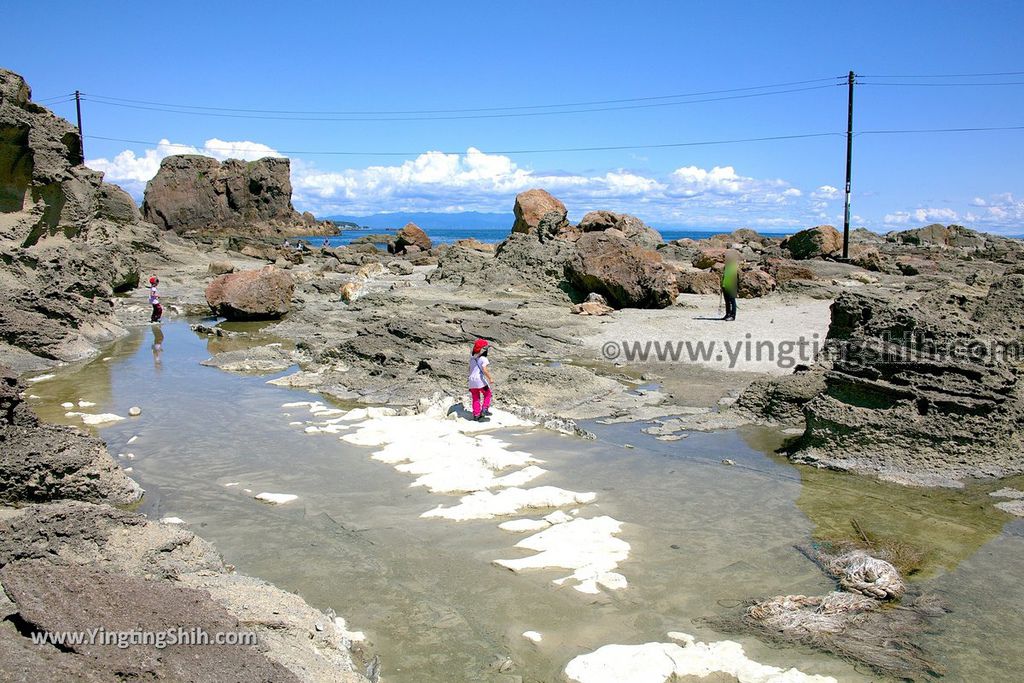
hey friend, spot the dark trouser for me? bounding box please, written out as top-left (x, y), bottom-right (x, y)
top-left (723, 292), bottom-right (737, 320)
top-left (151, 303), bottom-right (163, 322)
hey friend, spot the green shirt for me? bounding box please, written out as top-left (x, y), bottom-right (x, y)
top-left (721, 261), bottom-right (739, 294)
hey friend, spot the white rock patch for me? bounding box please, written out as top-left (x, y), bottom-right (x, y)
top-left (523, 630), bottom-right (543, 643)
top-left (423, 487), bottom-right (596, 522)
top-left (160, 517), bottom-right (186, 525)
top-left (66, 412), bottom-right (126, 425)
top-left (495, 516), bottom-right (629, 594)
top-left (255, 492), bottom-right (298, 505)
top-left (564, 633), bottom-right (837, 683)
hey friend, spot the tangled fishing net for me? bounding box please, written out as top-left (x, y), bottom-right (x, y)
top-left (704, 546), bottom-right (948, 681)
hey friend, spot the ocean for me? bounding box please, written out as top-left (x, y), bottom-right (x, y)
top-left (298, 226), bottom-right (790, 248)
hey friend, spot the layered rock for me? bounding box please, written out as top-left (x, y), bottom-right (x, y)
top-left (577, 210), bottom-right (662, 249)
top-left (142, 154), bottom-right (334, 237)
top-left (205, 265), bottom-right (294, 320)
top-left (0, 68), bottom-right (158, 367)
top-left (782, 286), bottom-right (1024, 484)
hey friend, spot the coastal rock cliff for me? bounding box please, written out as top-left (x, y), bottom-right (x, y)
top-left (142, 154), bottom-right (334, 237)
top-left (0, 68), bottom-right (159, 369)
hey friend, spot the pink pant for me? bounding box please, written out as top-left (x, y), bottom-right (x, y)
top-left (470, 387), bottom-right (492, 416)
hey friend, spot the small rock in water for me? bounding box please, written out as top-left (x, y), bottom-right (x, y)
top-left (61, 402), bottom-right (74, 409)
top-left (522, 631), bottom-right (543, 643)
top-left (721, 459), bottom-right (735, 466)
top-left (128, 406), bottom-right (142, 417)
top-left (77, 400), bottom-right (95, 407)
top-left (160, 517), bottom-right (186, 525)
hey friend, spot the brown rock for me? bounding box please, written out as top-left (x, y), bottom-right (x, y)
top-left (567, 231), bottom-right (678, 308)
top-left (1, 561), bottom-right (297, 682)
top-left (764, 258), bottom-right (817, 283)
top-left (782, 225), bottom-right (843, 259)
top-left (577, 211), bottom-right (663, 249)
top-left (738, 267), bottom-right (777, 298)
top-left (394, 222), bottom-right (432, 253)
top-left (207, 260), bottom-right (235, 275)
top-left (453, 238), bottom-right (496, 252)
top-left (511, 189), bottom-right (568, 238)
top-left (339, 281), bottom-right (362, 303)
top-left (675, 268), bottom-right (721, 295)
top-left (692, 247), bottom-right (729, 269)
top-left (205, 266), bottom-right (294, 320)
top-left (849, 245), bottom-right (883, 272)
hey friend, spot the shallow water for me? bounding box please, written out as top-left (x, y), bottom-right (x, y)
top-left (25, 321), bottom-right (1024, 682)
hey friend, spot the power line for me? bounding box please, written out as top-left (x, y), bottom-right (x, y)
top-left (79, 84), bottom-right (843, 122)
top-left (85, 132), bottom-right (844, 157)
top-left (85, 123), bottom-right (1024, 159)
top-left (859, 70), bottom-right (1024, 78)
top-left (859, 81), bottom-right (1024, 87)
top-left (80, 77), bottom-right (845, 116)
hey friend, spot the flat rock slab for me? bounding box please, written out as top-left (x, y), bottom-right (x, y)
top-left (1, 560), bottom-right (297, 682)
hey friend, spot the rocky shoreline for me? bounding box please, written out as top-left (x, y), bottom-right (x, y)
top-left (3, 61), bottom-right (1024, 681)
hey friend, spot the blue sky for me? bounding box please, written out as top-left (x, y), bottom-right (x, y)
top-left (6, 0), bottom-right (1023, 232)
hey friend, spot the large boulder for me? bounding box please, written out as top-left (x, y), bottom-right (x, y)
top-left (675, 268), bottom-right (721, 295)
top-left (692, 247), bottom-right (729, 269)
top-left (567, 231), bottom-right (678, 308)
top-left (142, 155), bottom-right (331, 236)
top-left (205, 265), bottom-right (294, 320)
top-left (738, 267), bottom-right (777, 298)
top-left (892, 223), bottom-right (985, 249)
top-left (393, 222), bottom-right (432, 253)
top-left (577, 211), bottom-right (663, 249)
top-left (511, 189), bottom-right (568, 238)
top-left (782, 225), bottom-right (843, 260)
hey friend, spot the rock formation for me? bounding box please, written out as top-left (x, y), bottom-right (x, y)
top-left (511, 188), bottom-right (569, 238)
top-left (206, 265), bottom-right (295, 320)
top-left (391, 222), bottom-right (432, 253)
top-left (142, 154), bottom-right (334, 237)
top-left (567, 231), bottom-right (678, 308)
top-left (0, 68), bottom-right (159, 368)
top-left (781, 225), bottom-right (843, 259)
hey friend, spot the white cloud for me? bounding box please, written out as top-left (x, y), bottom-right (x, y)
top-left (812, 185), bottom-right (839, 200)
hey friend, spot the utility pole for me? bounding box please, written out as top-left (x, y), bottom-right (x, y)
top-left (74, 90), bottom-right (84, 161)
top-left (842, 71), bottom-right (855, 259)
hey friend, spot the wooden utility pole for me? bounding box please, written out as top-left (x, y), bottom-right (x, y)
top-left (74, 90), bottom-right (84, 161)
top-left (842, 71), bottom-right (855, 259)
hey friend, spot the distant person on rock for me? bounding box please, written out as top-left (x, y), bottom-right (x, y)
top-left (322, 238), bottom-right (330, 249)
top-left (148, 276), bottom-right (163, 323)
top-left (721, 252), bottom-right (739, 321)
top-left (469, 338), bottom-right (494, 421)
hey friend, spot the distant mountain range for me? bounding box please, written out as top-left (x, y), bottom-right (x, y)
top-left (326, 211), bottom-right (512, 231)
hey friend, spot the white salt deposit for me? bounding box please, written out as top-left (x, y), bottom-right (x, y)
top-left (160, 517), bottom-right (186, 525)
top-left (61, 402), bottom-right (74, 409)
top-left (26, 374), bottom-right (54, 383)
top-left (564, 633), bottom-right (837, 683)
top-left (333, 617), bottom-right (366, 643)
top-left (495, 516), bottom-right (629, 594)
top-left (990, 487), bottom-right (1024, 499)
top-left (66, 412), bottom-right (126, 425)
top-left (127, 435), bottom-right (138, 444)
top-left (523, 631), bottom-right (543, 643)
top-left (255, 492), bottom-right (298, 505)
top-left (423, 487), bottom-right (596, 522)
top-left (224, 482), bottom-right (239, 487)
top-left (77, 400), bottom-right (95, 407)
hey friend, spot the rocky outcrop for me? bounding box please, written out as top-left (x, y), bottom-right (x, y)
top-left (781, 286), bottom-right (1024, 485)
top-left (142, 154), bottom-right (334, 237)
top-left (392, 222), bottom-right (432, 253)
top-left (567, 231), bottom-right (678, 308)
top-left (782, 225), bottom-right (843, 260)
top-left (511, 188), bottom-right (569, 238)
top-left (891, 223), bottom-right (985, 249)
top-left (205, 265), bottom-right (294, 320)
top-left (577, 211), bottom-right (663, 249)
top-left (0, 68), bottom-right (159, 367)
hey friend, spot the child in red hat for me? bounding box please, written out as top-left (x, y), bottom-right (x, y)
top-left (148, 276), bottom-right (163, 323)
top-left (468, 338), bottom-right (494, 421)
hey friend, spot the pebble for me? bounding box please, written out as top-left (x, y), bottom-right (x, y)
top-left (721, 459), bottom-right (735, 466)
top-left (128, 406), bottom-right (142, 417)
